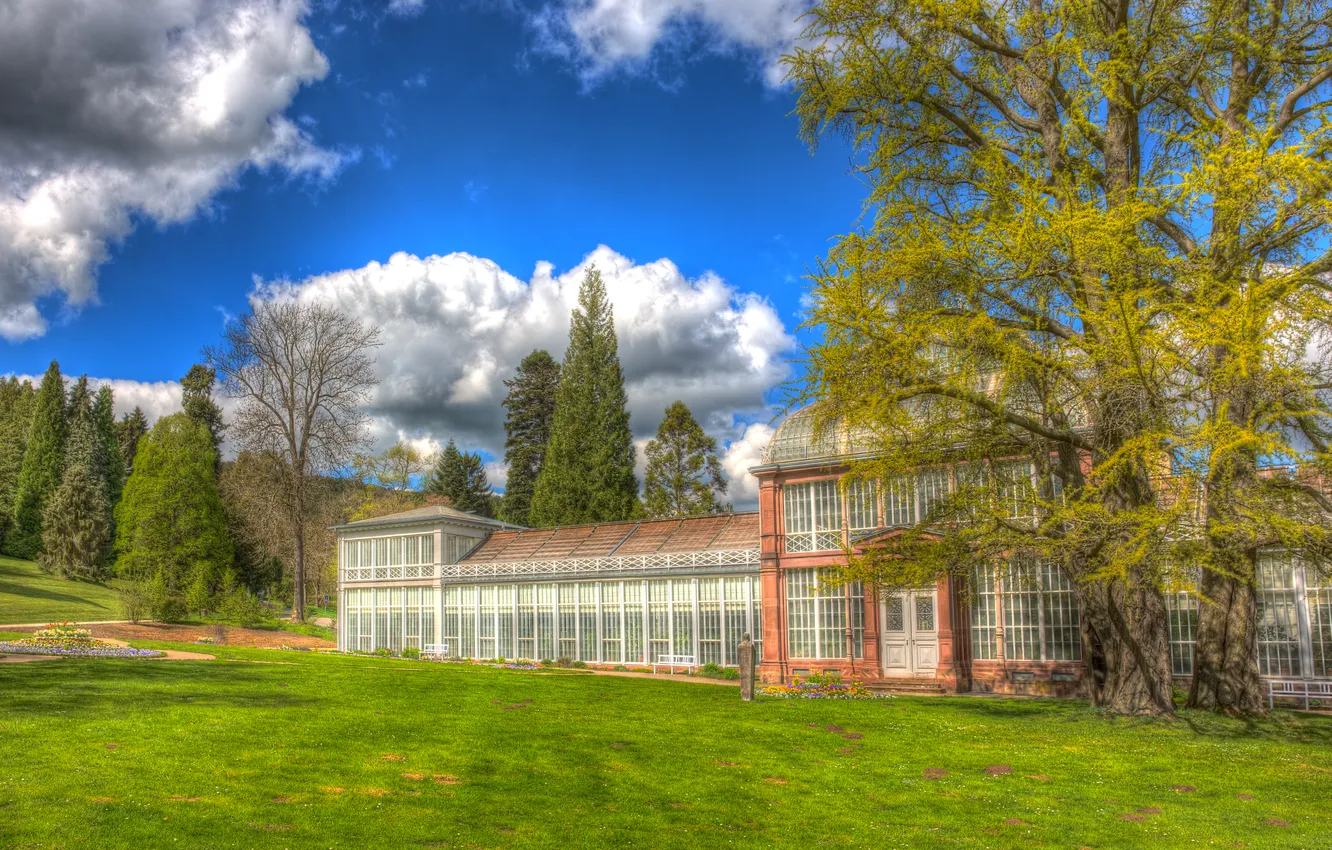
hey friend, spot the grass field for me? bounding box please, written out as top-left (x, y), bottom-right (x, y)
top-left (0, 555), bottom-right (127, 625)
top-left (1, 643), bottom-right (1330, 849)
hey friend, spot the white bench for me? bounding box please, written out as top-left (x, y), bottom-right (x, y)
top-left (653, 654), bottom-right (695, 674)
top-left (1268, 679), bottom-right (1332, 710)
top-left (422, 643), bottom-right (450, 659)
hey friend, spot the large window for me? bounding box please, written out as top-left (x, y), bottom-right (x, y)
top-left (969, 559), bottom-right (1081, 663)
top-left (785, 568), bottom-right (864, 659)
top-left (783, 481), bottom-right (843, 552)
top-left (344, 533), bottom-right (436, 575)
top-left (1256, 552), bottom-right (1302, 677)
top-left (346, 585), bottom-right (433, 653)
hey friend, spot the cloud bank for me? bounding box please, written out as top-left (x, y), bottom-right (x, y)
top-left (0, 0), bottom-right (350, 341)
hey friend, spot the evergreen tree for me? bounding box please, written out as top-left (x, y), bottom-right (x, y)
top-left (181, 363), bottom-right (225, 468)
top-left (643, 401), bottom-right (730, 518)
top-left (530, 266), bottom-right (638, 525)
top-left (117, 407), bottom-right (149, 476)
top-left (500, 350), bottom-right (560, 526)
top-left (114, 414), bottom-right (233, 618)
top-left (9, 361), bottom-right (68, 559)
top-left (66, 375), bottom-right (92, 421)
top-left (92, 385), bottom-right (127, 508)
top-left (0, 378), bottom-right (36, 547)
top-left (38, 406), bottom-right (111, 580)
top-left (425, 439), bottom-right (495, 517)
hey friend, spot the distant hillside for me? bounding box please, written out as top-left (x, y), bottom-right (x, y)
top-left (0, 556), bottom-right (127, 625)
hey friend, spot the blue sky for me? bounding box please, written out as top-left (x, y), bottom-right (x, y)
top-left (0, 0), bottom-right (858, 503)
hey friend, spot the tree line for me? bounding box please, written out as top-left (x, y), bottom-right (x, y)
top-left (0, 265), bottom-right (734, 621)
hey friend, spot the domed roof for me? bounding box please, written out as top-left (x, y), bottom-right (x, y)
top-left (761, 404), bottom-right (869, 464)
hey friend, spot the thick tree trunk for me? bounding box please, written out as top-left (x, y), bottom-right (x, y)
top-left (1188, 540), bottom-right (1265, 712)
top-left (1080, 572), bottom-right (1176, 716)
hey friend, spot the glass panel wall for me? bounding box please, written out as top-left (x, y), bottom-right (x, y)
top-left (969, 558), bottom-right (1082, 663)
top-left (342, 585), bottom-right (434, 653)
top-left (784, 568), bottom-right (864, 659)
top-left (428, 576), bottom-right (760, 665)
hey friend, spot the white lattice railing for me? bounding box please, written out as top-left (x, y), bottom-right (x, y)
top-left (440, 548), bottom-right (760, 580)
top-left (342, 564), bottom-right (438, 582)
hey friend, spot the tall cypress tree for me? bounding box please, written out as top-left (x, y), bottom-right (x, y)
top-left (530, 265), bottom-right (638, 526)
top-left (0, 378), bottom-right (36, 547)
top-left (425, 439), bottom-right (495, 517)
top-left (39, 404), bottom-right (111, 580)
top-left (117, 407), bottom-right (149, 477)
top-left (643, 401), bottom-right (730, 518)
top-left (500, 350), bottom-right (560, 526)
top-left (9, 361), bottom-right (68, 559)
top-left (92, 385), bottom-right (127, 508)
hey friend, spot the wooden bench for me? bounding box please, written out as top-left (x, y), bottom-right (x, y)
top-left (653, 654), bottom-right (695, 674)
top-left (422, 643), bottom-right (450, 659)
top-left (1268, 679), bottom-right (1332, 710)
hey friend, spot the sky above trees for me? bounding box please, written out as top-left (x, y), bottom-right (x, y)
top-left (0, 0), bottom-right (852, 507)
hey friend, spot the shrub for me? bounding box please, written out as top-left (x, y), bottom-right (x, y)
top-left (539, 658), bottom-right (554, 667)
top-left (117, 582), bottom-right (150, 623)
top-left (402, 646), bottom-right (420, 659)
top-left (220, 587), bottom-right (266, 628)
top-left (555, 656), bottom-right (573, 668)
top-left (375, 648), bottom-right (390, 657)
top-left (613, 665), bottom-right (628, 672)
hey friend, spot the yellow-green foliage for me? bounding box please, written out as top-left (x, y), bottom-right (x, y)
top-left (785, 0), bottom-right (1331, 586)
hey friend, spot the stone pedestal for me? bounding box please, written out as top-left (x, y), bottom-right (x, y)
top-left (738, 634), bottom-right (755, 701)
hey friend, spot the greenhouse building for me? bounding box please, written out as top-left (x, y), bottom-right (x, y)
top-left (335, 406), bottom-right (1330, 696)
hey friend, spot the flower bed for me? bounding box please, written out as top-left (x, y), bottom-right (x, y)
top-left (760, 673), bottom-right (886, 700)
top-left (0, 622), bottom-right (163, 658)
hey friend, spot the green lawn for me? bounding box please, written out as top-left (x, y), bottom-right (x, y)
top-left (0, 555), bottom-right (127, 625)
top-left (1, 645), bottom-right (1329, 848)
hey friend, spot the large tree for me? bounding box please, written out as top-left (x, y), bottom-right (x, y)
top-left (0, 377), bottom-right (36, 547)
top-left (40, 402), bottom-right (111, 580)
top-left (117, 407), bottom-right (149, 477)
top-left (206, 300), bottom-right (380, 621)
top-left (500, 349), bottom-right (561, 526)
top-left (8, 362), bottom-right (68, 559)
top-left (643, 401), bottom-right (730, 518)
top-left (92, 385), bottom-right (127, 508)
top-left (786, 0), bottom-right (1332, 716)
top-left (181, 363), bottom-right (225, 471)
top-left (530, 266), bottom-right (638, 525)
top-left (356, 440), bottom-right (430, 493)
top-left (425, 439), bottom-right (495, 517)
top-left (114, 414), bottom-right (232, 615)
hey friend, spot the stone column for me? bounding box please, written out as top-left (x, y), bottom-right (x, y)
top-left (738, 633), bottom-right (755, 701)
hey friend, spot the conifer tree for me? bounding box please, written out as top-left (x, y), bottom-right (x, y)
top-left (0, 378), bottom-right (36, 547)
top-left (9, 361), bottom-right (68, 559)
top-left (500, 350), bottom-right (560, 526)
top-left (92, 385), bottom-right (127, 508)
top-left (530, 266), bottom-right (638, 525)
top-left (114, 414), bottom-right (233, 618)
top-left (66, 375), bottom-right (92, 421)
top-left (182, 364), bottom-right (225, 469)
top-left (39, 405), bottom-right (111, 580)
top-left (117, 407), bottom-right (149, 476)
top-left (643, 401), bottom-right (730, 518)
top-left (425, 439), bottom-right (495, 517)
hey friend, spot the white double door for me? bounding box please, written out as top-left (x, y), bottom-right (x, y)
top-left (881, 589), bottom-right (939, 677)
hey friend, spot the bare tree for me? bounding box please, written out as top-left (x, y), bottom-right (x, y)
top-left (205, 300), bottom-right (380, 621)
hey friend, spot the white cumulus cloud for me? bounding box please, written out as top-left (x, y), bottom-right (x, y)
top-left (256, 244), bottom-right (792, 505)
top-left (0, 0), bottom-right (352, 341)
top-left (721, 421), bottom-right (773, 507)
top-left (528, 0), bottom-right (812, 86)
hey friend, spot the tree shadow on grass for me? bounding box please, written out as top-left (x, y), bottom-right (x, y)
top-left (0, 578), bottom-right (115, 611)
top-left (926, 694), bottom-right (1332, 746)
top-left (0, 661), bottom-right (322, 717)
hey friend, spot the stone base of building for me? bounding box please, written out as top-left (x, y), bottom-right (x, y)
top-left (966, 661), bottom-right (1087, 698)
